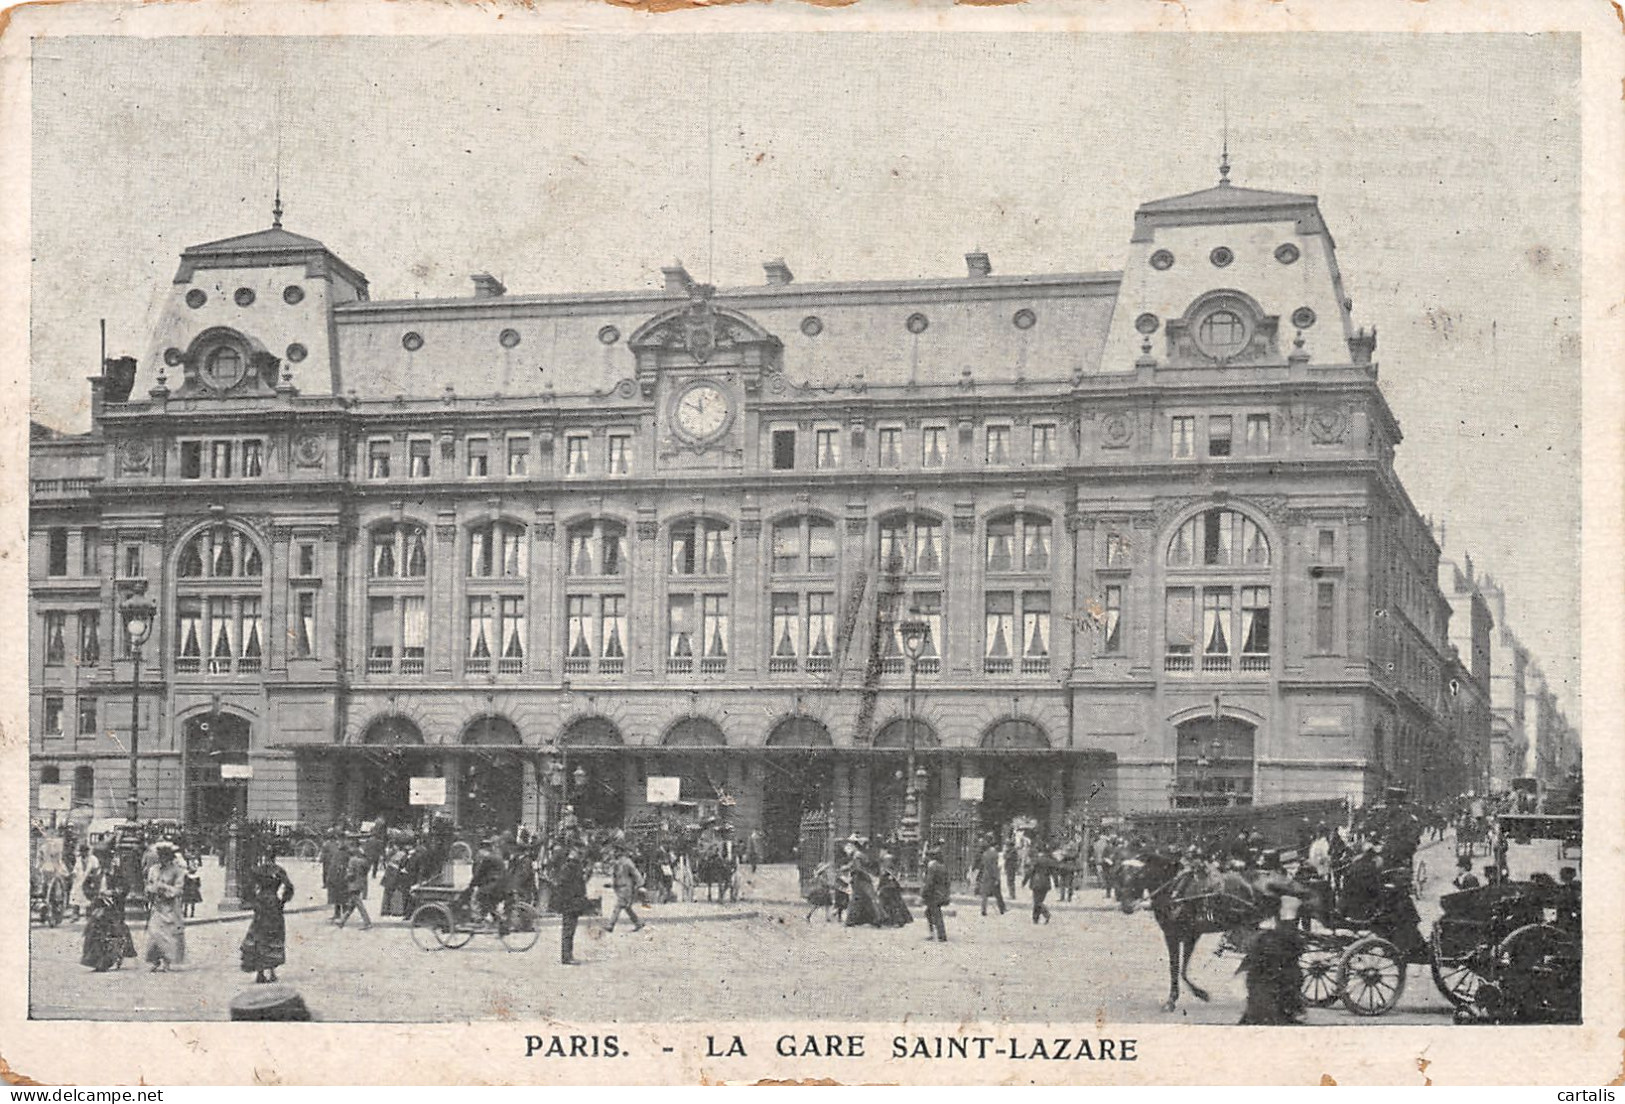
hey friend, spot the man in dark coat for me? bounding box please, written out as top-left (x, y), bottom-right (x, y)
top-left (555, 846), bottom-right (589, 965)
top-left (920, 843), bottom-right (950, 943)
top-left (335, 843), bottom-right (373, 930)
top-left (1238, 896), bottom-right (1306, 1024)
top-left (1024, 849), bottom-right (1054, 924)
top-left (976, 837), bottom-right (1006, 916)
top-left (319, 830), bottom-right (345, 921)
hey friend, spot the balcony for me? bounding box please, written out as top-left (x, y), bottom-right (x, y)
top-left (806, 655), bottom-right (833, 674)
top-left (1020, 656), bottom-right (1050, 675)
top-left (1239, 653), bottom-right (1270, 673)
top-left (466, 657), bottom-right (490, 675)
top-left (1202, 654), bottom-right (1232, 674)
top-left (206, 657), bottom-right (233, 675)
top-left (879, 657), bottom-right (904, 675)
top-left (700, 656), bottom-right (727, 674)
top-left (498, 657), bottom-right (524, 675)
top-left (769, 656), bottom-right (799, 673)
top-left (667, 656), bottom-right (693, 674)
top-left (175, 656), bottom-right (201, 674)
top-left (367, 656), bottom-right (394, 675)
top-left (599, 657), bottom-right (625, 675)
top-left (1164, 653), bottom-right (1194, 673)
top-left (237, 657), bottom-right (261, 675)
top-left (400, 656), bottom-right (425, 676)
top-left (983, 656), bottom-right (1014, 675)
top-left (563, 657), bottom-right (591, 675)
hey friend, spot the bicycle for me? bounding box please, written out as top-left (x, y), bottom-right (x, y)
top-left (407, 884), bottom-right (541, 952)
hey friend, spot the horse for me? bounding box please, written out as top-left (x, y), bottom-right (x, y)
top-left (693, 845), bottom-right (738, 903)
top-left (1119, 851), bottom-right (1322, 1013)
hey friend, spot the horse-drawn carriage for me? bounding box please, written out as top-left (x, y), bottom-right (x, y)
top-left (1428, 878), bottom-right (1581, 1023)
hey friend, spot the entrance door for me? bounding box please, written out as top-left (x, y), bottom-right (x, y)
top-left (980, 764), bottom-right (1052, 839)
top-left (760, 754), bottom-right (829, 862)
top-left (193, 784), bottom-right (248, 824)
top-left (185, 713), bottom-right (251, 828)
top-left (463, 755), bottom-right (524, 836)
top-left (361, 754), bottom-right (422, 824)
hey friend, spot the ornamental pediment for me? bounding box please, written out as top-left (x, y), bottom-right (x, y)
top-left (629, 284), bottom-right (781, 366)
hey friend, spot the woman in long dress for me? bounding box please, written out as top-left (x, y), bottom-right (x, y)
top-left (240, 847), bottom-right (295, 983)
top-left (143, 841), bottom-right (187, 971)
top-left (876, 852), bottom-right (914, 927)
top-left (843, 843), bottom-right (883, 928)
top-left (80, 849), bottom-right (136, 972)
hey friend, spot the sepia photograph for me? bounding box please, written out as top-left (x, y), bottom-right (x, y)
top-left (4, 4), bottom-right (1621, 1088)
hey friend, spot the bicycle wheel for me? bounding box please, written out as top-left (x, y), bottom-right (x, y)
top-left (45, 877), bottom-right (68, 927)
top-left (500, 903), bottom-right (542, 952)
top-left (410, 903), bottom-right (453, 951)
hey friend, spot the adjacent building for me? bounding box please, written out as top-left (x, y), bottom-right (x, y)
top-left (32, 169), bottom-right (1488, 854)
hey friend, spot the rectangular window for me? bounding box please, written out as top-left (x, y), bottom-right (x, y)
top-left (702, 595), bottom-right (730, 663)
top-left (242, 440), bottom-right (264, 477)
top-left (121, 543), bottom-right (143, 578)
top-left (294, 592), bottom-right (316, 659)
top-left (667, 595), bottom-right (695, 663)
top-left (47, 529), bottom-right (68, 576)
top-left (808, 520), bottom-right (837, 573)
top-left (921, 426), bottom-right (947, 468)
top-left (771, 523), bottom-right (800, 574)
top-left (467, 597), bottom-right (495, 662)
top-left (1202, 588), bottom-right (1233, 670)
top-left (771, 594), bottom-right (801, 663)
top-left (1102, 586), bottom-right (1123, 654)
top-left (566, 595), bottom-right (594, 661)
top-left (368, 597), bottom-right (395, 670)
top-left (1032, 424), bottom-right (1058, 464)
top-left (607, 434), bottom-right (631, 476)
top-left (467, 438), bottom-right (490, 478)
top-left (1316, 529), bottom-right (1337, 563)
top-left (506, 436), bottom-right (530, 477)
top-left (44, 611), bottom-right (66, 666)
top-left (986, 426), bottom-right (1011, 465)
top-left (367, 440), bottom-right (391, 479)
top-left (1246, 414), bottom-right (1272, 454)
top-left (1170, 416), bottom-right (1196, 459)
top-left (1105, 532), bottom-right (1130, 567)
top-left (807, 593), bottom-right (835, 660)
top-left (771, 429), bottom-right (797, 471)
top-left (296, 542), bottom-right (315, 577)
top-left (401, 597), bottom-right (426, 673)
top-left (877, 427), bottom-right (903, 468)
top-left (498, 597), bottom-right (525, 669)
top-left (409, 439), bottom-right (432, 478)
top-left (78, 611), bottom-right (99, 665)
top-left (43, 695), bottom-right (63, 737)
top-left (371, 530), bottom-right (398, 578)
top-left (1164, 587), bottom-right (1196, 668)
top-left (914, 592), bottom-right (943, 665)
top-left (565, 436), bottom-right (589, 476)
top-left (986, 519), bottom-right (1015, 572)
top-left (815, 429), bottom-right (840, 470)
top-left (1021, 592), bottom-right (1051, 659)
top-left (914, 521), bottom-right (943, 574)
top-left (80, 529), bottom-right (100, 576)
top-left (75, 694), bottom-right (96, 733)
top-left (180, 442), bottom-right (203, 480)
top-left (984, 592), bottom-right (1015, 662)
top-left (1208, 416), bottom-right (1233, 457)
top-left (209, 440), bottom-right (233, 479)
top-left (1315, 582), bottom-right (1337, 653)
top-left (600, 596), bottom-right (627, 664)
top-left (468, 528), bottom-right (492, 578)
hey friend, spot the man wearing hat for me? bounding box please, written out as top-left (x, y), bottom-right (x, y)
top-left (555, 845), bottom-right (590, 965)
top-left (606, 844), bottom-right (646, 933)
top-left (335, 838), bottom-right (373, 930)
top-left (920, 842), bottom-right (950, 942)
top-left (1237, 895), bottom-right (1305, 1024)
top-left (975, 835), bottom-right (1006, 916)
top-left (467, 836), bottom-right (510, 931)
top-left (143, 841), bottom-right (187, 971)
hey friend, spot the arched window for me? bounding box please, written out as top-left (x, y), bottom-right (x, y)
top-left (361, 715), bottom-right (424, 745)
top-left (172, 525), bottom-right (265, 676)
top-left (877, 512), bottom-right (944, 576)
top-left (462, 715), bottom-right (523, 746)
top-left (766, 716), bottom-right (834, 748)
top-left (984, 512), bottom-right (1053, 676)
top-left (469, 521), bottom-right (527, 578)
top-left (1164, 508), bottom-right (1272, 676)
top-left (366, 523), bottom-right (429, 677)
top-left (663, 717), bottom-right (727, 747)
top-left (1197, 309), bottom-right (1246, 356)
top-left (203, 345), bottom-right (244, 388)
top-left (874, 717), bottom-right (939, 749)
top-left (769, 515), bottom-right (838, 675)
top-left (985, 512), bottom-right (1051, 574)
top-left (981, 718), bottom-right (1049, 750)
top-left (667, 519), bottom-right (733, 675)
top-left (563, 520), bottom-right (629, 677)
top-left (560, 717), bottom-right (624, 747)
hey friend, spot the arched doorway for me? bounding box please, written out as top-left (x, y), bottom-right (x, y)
top-left (358, 715), bottom-right (430, 825)
top-left (560, 717), bottom-right (626, 829)
top-left (761, 716), bottom-right (833, 862)
top-left (977, 719), bottom-right (1054, 838)
top-left (185, 713), bottom-right (250, 826)
top-left (872, 718), bottom-right (940, 845)
top-left (660, 717), bottom-right (729, 809)
top-left (460, 716), bottom-right (524, 836)
top-left (1173, 716), bottom-right (1256, 808)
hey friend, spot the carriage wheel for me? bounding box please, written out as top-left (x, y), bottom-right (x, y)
top-left (1491, 923), bottom-right (1581, 1023)
top-left (500, 903), bottom-right (542, 953)
top-left (449, 842), bottom-right (473, 864)
top-left (1298, 934), bottom-right (1345, 1008)
top-left (410, 903), bottom-right (452, 951)
top-left (1337, 936), bottom-right (1408, 1016)
top-left (294, 839), bottom-right (320, 862)
top-left (43, 877), bottom-right (68, 927)
top-left (1429, 923), bottom-right (1488, 1009)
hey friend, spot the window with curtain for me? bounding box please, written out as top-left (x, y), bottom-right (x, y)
top-left (815, 428), bottom-right (840, 469)
top-left (771, 594), bottom-right (800, 662)
top-left (499, 598), bottom-right (525, 667)
top-left (668, 595), bottom-right (695, 659)
top-left (294, 592), bottom-right (316, 659)
top-left (600, 596), bottom-right (626, 661)
top-left (702, 596), bottom-right (729, 660)
top-left (467, 597), bottom-right (494, 660)
top-left (369, 597), bottom-right (396, 666)
top-left (984, 592), bottom-right (1014, 659)
top-left (402, 597), bottom-right (426, 672)
top-left (1164, 508), bottom-right (1270, 675)
top-left (1166, 510), bottom-right (1270, 568)
top-left (240, 599), bottom-right (262, 665)
top-left (921, 426), bottom-right (947, 468)
top-left (1103, 586), bottom-right (1123, 653)
top-left (43, 611), bottom-right (66, 666)
top-left (566, 596), bottom-right (594, 659)
top-left (878, 427), bottom-right (903, 468)
top-left (78, 611), bottom-right (99, 665)
top-left (1022, 592), bottom-right (1050, 659)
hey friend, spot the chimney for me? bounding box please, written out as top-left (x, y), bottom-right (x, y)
top-left (662, 263), bottom-right (694, 295)
top-left (965, 252), bottom-right (992, 278)
top-left (763, 259), bottom-right (794, 286)
top-left (471, 274), bottom-right (506, 299)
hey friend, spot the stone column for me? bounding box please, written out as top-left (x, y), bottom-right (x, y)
top-left (433, 517), bottom-right (458, 675)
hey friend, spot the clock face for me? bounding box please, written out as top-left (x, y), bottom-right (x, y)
top-left (674, 382), bottom-right (731, 441)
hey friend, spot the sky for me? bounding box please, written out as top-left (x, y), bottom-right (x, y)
top-left (27, 32), bottom-right (1581, 715)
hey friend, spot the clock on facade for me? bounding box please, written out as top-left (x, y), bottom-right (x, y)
top-left (672, 380), bottom-right (732, 443)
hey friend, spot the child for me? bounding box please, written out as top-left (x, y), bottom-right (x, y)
top-left (181, 855), bottom-right (203, 918)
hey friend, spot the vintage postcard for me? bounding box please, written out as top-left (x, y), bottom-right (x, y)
top-left (1, 0), bottom-right (1621, 1088)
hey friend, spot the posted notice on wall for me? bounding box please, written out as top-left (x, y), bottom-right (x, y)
top-left (409, 776), bottom-right (447, 806)
top-left (36, 783), bottom-right (71, 811)
top-left (219, 763), bottom-right (253, 780)
top-left (646, 776), bottom-right (681, 805)
top-left (959, 776), bottom-right (985, 803)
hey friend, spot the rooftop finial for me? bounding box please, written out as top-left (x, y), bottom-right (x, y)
top-left (1219, 84), bottom-right (1231, 186)
top-left (272, 185), bottom-right (283, 230)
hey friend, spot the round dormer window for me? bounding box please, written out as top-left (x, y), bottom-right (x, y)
top-left (1195, 308), bottom-right (1247, 359)
top-left (202, 345), bottom-right (246, 389)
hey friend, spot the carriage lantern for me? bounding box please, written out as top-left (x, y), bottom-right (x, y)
top-left (896, 614), bottom-right (932, 884)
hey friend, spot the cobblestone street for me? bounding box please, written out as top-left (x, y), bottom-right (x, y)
top-left (26, 835), bottom-right (1528, 1026)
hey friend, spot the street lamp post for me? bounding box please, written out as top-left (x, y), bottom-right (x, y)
top-left (119, 587), bottom-right (155, 916)
top-left (896, 613), bottom-right (931, 884)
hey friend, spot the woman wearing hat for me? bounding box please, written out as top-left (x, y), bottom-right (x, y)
top-left (80, 845), bottom-right (137, 972)
top-left (143, 841), bottom-right (187, 971)
top-left (875, 851), bottom-right (913, 928)
top-left (240, 843), bottom-right (295, 983)
top-left (843, 838), bottom-right (882, 928)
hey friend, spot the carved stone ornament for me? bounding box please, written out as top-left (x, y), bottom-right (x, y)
top-left (636, 520), bottom-right (660, 542)
top-left (1309, 405), bottom-right (1350, 444)
top-left (1101, 412), bottom-right (1134, 449)
top-left (643, 284), bottom-right (745, 364)
top-left (293, 434), bottom-right (324, 468)
top-left (845, 516), bottom-right (868, 535)
top-left (119, 438), bottom-right (154, 473)
top-left (953, 515), bottom-right (976, 534)
top-left (537, 522), bottom-right (557, 541)
top-left (435, 524), bottom-right (458, 542)
top-left (739, 519), bottom-right (762, 538)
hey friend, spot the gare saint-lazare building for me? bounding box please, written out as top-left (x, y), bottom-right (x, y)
top-left (29, 168), bottom-right (1472, 859)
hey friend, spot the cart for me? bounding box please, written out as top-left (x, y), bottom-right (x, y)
top-left (406, 882), bottom-right (542, 953)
